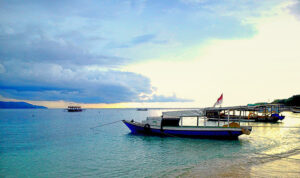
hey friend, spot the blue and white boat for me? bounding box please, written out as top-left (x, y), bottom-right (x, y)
top-left (123, 109), bottom-right (252, 139)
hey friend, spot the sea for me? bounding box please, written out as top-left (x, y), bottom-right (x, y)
top-left (1, 109), bottom-right (300, 177)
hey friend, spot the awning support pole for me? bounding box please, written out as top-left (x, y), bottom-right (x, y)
top-left (239, 110), bottom-right (241, 125)
top-left (218, 111), bottom-right (220, 127)
top-left (227, 109), bottom-right (230, 127)
top-left (180, 117), bottom-right (183, 126)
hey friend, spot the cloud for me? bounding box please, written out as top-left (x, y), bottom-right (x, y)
top-left (0, 60), bottom-right (189, 103)
top-left (107, 34), bottom-right (157, 48)
top-left (289, 0), bottom-right (300, 20)
top-left (1, 0), bottom-right (286, 106)
top-left (179, 0), bottom-right (208, 4)
top-left (124, 3), bottom-right (300, 106)
top-left (131, 34), bottom-right (156, 45)
top-left (147, 94), bottom-right (193, 102)
top-left (0, 28), bottom-right (129, 67)
top-left (0, 60), bottom-right (148, 103)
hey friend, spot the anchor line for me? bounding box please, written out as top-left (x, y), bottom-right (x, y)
top-left (90, 120), bottom-right (122, 129)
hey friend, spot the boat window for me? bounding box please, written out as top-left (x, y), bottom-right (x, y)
top-left (161, 119), bottom-right (180, 127)
top-left (180, 117), bottom-right (197, 126)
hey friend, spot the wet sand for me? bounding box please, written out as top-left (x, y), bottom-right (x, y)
top-left (250, 153), bottom-right (300, 178)
top-left (176, 150), bottom-right (300, 178)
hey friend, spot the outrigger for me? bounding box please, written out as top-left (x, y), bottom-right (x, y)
top-left (123, 109), bottom-right (252, 140)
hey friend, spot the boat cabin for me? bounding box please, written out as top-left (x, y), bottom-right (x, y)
top-left (142, 116), bottom-right (182, 127)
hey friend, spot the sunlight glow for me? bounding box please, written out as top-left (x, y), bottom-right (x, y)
top-left (123, 3), bottom-right (300, 107)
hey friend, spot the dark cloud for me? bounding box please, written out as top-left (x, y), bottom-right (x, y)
top-left (0, 0), bottom-right (210, 103)
top-left (0, 28), bottom-right (128, 67)
top-left (0, 60), bottom-right (148, 103)
top-left (0, 85), bottom-right (138, 103)
top-left (0, 60), bottom-right (189, 103)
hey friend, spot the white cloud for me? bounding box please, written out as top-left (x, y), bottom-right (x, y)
top-left (124, 2), bottom-right (300, 107)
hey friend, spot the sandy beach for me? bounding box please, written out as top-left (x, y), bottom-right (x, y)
top-left (173, 149), bottom-right (300, 178)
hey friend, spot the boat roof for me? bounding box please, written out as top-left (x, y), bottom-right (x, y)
top-left (162, 109), bottom-right (204, 118)
top-left (204, 106), bottom-right (256, 111)
top-left (204, 104), bottom-right (283, 112)
top-left (68, 106), bottom-right (81, 108)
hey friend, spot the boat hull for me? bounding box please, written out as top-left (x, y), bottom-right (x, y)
top-left (123, 120), bottom-right (248, 139)
top-left (67, 109), bottom-right (83, 112)
top-left (292, 109), bottom-right (300, 113)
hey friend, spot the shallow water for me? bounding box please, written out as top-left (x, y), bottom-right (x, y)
top-left (0, 109), bottom-right (300, 177)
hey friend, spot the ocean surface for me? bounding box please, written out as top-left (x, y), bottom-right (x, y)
top-left (1, 109), bottom-right (300, 177)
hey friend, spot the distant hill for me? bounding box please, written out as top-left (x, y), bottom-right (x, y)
top-left (272, 95), bottom-right (300, 106)
top-left (0, 101), bottom-right (47, 109)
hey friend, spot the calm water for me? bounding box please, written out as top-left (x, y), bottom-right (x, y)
top-left (1, 109), bottom-right (300, 177)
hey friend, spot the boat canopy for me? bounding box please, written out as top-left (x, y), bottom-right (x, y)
top-left (68, 106), bottom-right (81, 109)
top-left (204, 106), bottom-right (256, 111)
top-left (162, 109), bottom-right (204, 118)
top-left (204, 104), bottom-right (284, 112)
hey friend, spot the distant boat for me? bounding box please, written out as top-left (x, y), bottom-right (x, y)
top-left (137, 108), bottom-right (148, 111)
top-left (66, 106), bottom-right (83, 112)
top-left (292, 107), bottom-right (300, 113)
top-left (123, 109), bottom-right (252, 140)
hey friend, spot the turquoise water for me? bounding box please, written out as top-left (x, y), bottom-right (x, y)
top-left (1, 109), bottom-right (300, 177)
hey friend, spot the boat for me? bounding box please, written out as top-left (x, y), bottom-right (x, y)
top-left (66, 106), bottom-right (83, 112)
top-left (205, 104), bottom-right (285, 123)
top-left (123, 109), bottom-right (252, 139)
top-left (292, 107), bottom-right (300, 113)
top-left (137, 108), bottom-right (148, 111)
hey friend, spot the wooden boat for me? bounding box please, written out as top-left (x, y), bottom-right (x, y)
top-left (292, 107), bottom-right (300, 113)
top-left (205, 104), bottom-right (285, 123)
top-left (123, 110), bottom-right (252, 140)
top-left (66, 106), bottom-right (83, 112)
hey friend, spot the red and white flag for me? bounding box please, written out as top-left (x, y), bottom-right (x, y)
top-left (213, 93), bottom-right (223, 107)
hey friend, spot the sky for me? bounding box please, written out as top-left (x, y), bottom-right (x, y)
top-left (0, 0), bottom-right (300, 108)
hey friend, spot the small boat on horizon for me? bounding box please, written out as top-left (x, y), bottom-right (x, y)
top-left (66, 106), bottom-right (83, 112)
top-left (136, 108), bottom-right (148, 111)
top-left (123, 110), bottom-right (252, 140)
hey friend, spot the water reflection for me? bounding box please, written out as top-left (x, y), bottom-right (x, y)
top-left (177, 112), bottom-right (300, 177)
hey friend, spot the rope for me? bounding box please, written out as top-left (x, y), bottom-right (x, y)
top-left (90, 120), bottom-right (122, 129)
